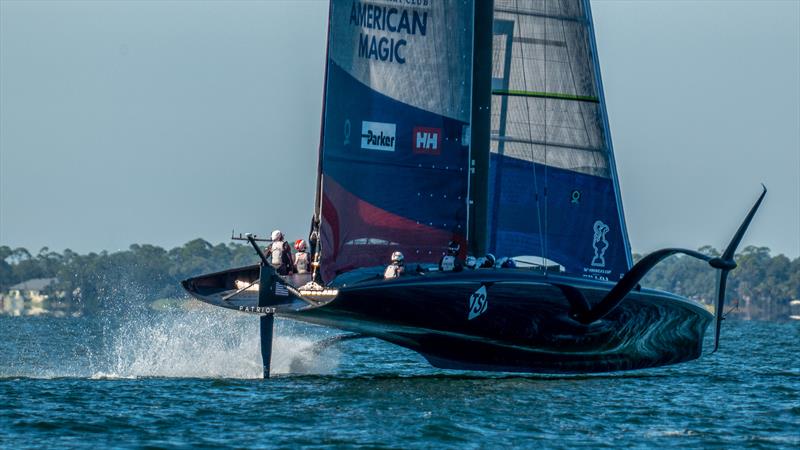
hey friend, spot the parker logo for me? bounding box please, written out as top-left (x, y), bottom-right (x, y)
top-left (413, 126), bottom-right (441, 155)
top-left (361, 121), bottom-right (396, 151)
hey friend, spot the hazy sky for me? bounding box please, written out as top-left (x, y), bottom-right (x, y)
top-left (1, 0), bottom-right (798, 258)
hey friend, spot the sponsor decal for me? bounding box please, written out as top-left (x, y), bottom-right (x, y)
top-left (591, 220), bottom-right (610, 268)
top-left (349, 1), bottom-right (431, 65)
top-left (239, 306), bottom-right (276, 314)
top-left (413, 126), bottom-right (441, 155)
top-left (274, 283), bottom-right (289, 297)
top-left (468, 285), bottom-right (488, 320)
top-left (582, 220), bottom-right (612, 280)
top-left (361, 121), bottom-right (396, 151)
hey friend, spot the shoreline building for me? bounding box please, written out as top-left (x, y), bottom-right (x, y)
top-left (1, 278), bottom-right (58, 316)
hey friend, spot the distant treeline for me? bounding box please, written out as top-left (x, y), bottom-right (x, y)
top-left (0, 240), bottom-right (259, 313)
top-left (1, 242), bottom-right (798, 320)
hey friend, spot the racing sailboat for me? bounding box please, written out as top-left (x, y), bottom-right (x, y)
top-left (182, 0), bottom-right (765, 377)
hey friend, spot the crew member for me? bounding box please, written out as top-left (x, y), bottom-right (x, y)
top-left (438, 240), bottom-right (464, 272)
top-left (464, 256), bottom-right (478, 270)
top-left (478, 253), bottom-right (496, 269)
top-left (500, 257), bottom-right (517, 268)
top-left (293, 239), bottom-right (310, 274)
top-left (268, 229), bottom-right (294, 275)
top-left (384, 251), bottom-right (405, 279)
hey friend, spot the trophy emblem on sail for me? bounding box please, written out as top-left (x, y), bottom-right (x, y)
top-left (591, 220), bottom-right (610, 267)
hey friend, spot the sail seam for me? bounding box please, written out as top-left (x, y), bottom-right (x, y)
top-left (494, 7), bottom-right (586, 24)
top-left (490, 135), bottom-right (604, 153)
top-left (325, 154), bottom-right (467, 172)
top-left (512, 36), bottom-right (566, 47)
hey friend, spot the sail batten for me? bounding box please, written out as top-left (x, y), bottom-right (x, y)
top-left (493, 89), bottom-right (599, 103)
top-left (493, 7), bottom-right (586, 23)
top-left (491, 135), bottom-right (603, 154)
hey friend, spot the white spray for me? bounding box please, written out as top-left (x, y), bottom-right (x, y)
top-left (93, 301), bottom-right (339, 379)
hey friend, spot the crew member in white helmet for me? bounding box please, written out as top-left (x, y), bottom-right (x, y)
top-left (268, 230), bottom-right (294, 275)
top-left (293, 239), bottom-right (310, 274)
top-left (384, 251), bottom-right (405, 279)
top-left (438, 240), bottom-right (464, 272)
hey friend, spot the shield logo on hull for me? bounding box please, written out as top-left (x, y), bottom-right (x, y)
top-left (468, 286), bottom-right (488, 320)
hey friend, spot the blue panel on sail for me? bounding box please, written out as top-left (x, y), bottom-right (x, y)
top-left (322, 62), bottom-right (469, 228)
top-left (489, 153), bottom-right (629, 281)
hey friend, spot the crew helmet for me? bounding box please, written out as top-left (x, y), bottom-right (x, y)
top-left (391, 251), bottom-right (404, 264)
top-left (465, 256), bottom-right (477, 269)
top-left (500, 257), bottom-right (517, 268)
top-left (294, 239), bottom-right (307, 251)
top-left (271, 229), bottom-right (283, 241)
top-left (447, 240), bottom-right (461, 255)
top-left (480, 253), bottom-right (496, 268)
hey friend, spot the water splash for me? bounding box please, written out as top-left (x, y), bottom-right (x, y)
top-left (97, 302), bottom-right (340, 379)
top-left (94, 301), bottom-right (338, 378)
top-left (0, 293), bottom-right (340, 379)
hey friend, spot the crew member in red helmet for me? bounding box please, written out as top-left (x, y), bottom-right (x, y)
top-left (293, 239), bottom-right (310, 274)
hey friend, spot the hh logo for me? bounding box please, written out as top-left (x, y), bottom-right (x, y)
top-left (468, 285), bottom-right (488, 320)
top-left (413, 127), bottom-right (441, 155)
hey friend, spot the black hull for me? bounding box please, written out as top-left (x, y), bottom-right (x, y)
top-left (182, 267), bottom-right (713, 374)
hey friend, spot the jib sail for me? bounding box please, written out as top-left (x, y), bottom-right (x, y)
top-left (317, 0), bottom-right (475, 282)
top-left (488, 0), bottom-right (632, 280)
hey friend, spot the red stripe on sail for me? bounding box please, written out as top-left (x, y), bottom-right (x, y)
top-left (320, 177), bottom-right (463, 282)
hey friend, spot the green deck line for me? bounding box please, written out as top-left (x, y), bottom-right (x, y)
top-left (492, 89), bottom-right (600, 103)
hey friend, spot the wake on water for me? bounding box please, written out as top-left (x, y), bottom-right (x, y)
top-left (3, 296), bottom-right (341, 380)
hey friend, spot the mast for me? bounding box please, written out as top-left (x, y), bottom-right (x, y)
top-left (309, 0), bottom-right (333, 268)
top-left (467, 0), bottom-right (494, 258)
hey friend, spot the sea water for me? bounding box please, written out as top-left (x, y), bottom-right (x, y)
top-left (0, 300), bottom-right (797, 449)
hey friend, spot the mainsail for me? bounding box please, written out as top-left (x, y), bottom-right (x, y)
top-left (487, 0), bottom-right (632, 280)
top-left (317, 1), bottom-right (475, 281)
top-left (315, 0), bottom-right (632, 282)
